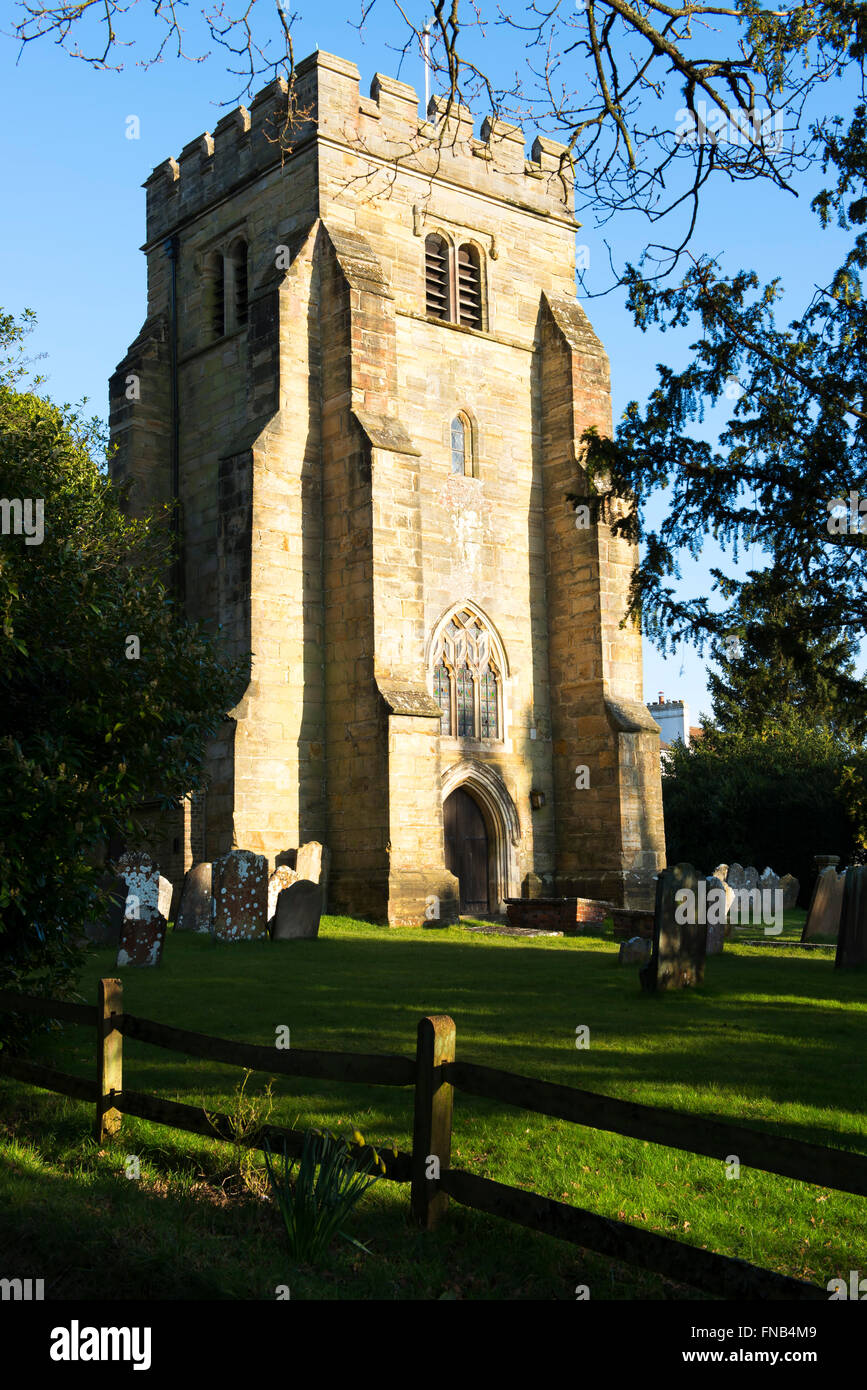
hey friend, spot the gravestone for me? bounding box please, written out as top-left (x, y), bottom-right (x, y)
top-left (268, 864), bottom-right (299, 927)
top-left (712, 864), bottom-right (729, 883)
top-left (836, 865), bottom-right (867, 968)
top-left (780, 874), bottom-right (800, 910)
top-left (295, 842), bottom-right (331, 911)
top-left (522, 872), bottom-right (544, 900)
top-left (83, 872), bottom-right (127, 946)
top-left (814, 854), bottom-right (840, 872)
top-left (176, 863), bottom-right (213, 933)
top-left (705, 918), bottom-right (726, 955)
top-left (116, 912), bottom-right (167, 967)
top-left (619, 936), bottom-right (651, 965)
top-left (272, 879), bottom-right (322, 940)
top-left (212, 850), bottom-right (268, 942)
top-left (707, 875), bottom-right (735, 938)
top-left (158, 875), bottom-right (173, 920)
top-left (117, 850), bottom-right (161, 922)
top-left (640, 862), bottom-right (706, 992)
top-left (744, 865), bottom-right (759, 892)
top-left (727, 863), bottom-right (745, 890)
top-left (802, 867), bottom-right (846, 941)
top-left (759, 867), bottom-right (780, 893)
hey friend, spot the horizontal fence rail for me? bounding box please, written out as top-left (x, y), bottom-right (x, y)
top-left (442, 1060), bottom-right (867, 1200)
top-left (438, 1169), bottom-right (826, 1301)
top-left (118, 1012), bottom-right (416, 1087)
top-left (1, 983), bottom-right (861, 1299)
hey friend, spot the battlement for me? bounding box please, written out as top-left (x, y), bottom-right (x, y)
top-left (144, 48), bottom-right (577, 244)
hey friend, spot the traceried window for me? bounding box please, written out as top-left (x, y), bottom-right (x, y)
top-left (425, 234), bottom-right (450, 319)
top-left (430, 607), bottom-right (502, 741)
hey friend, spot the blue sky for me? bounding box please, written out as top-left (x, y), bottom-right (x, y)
top-left (1, 3), bottom-right (856, 720)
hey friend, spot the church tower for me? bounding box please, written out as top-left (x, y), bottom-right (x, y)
top-left (110, 50), bottom-right (666, 923)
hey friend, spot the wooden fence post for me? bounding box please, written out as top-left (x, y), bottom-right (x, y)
top-left (96, 978), bottom-right (123, 1143)
top-left (411, 1014), bottom-right (455, 1229)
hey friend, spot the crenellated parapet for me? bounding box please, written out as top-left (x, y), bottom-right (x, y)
top-left (143, 49), bottom-right (577, 245)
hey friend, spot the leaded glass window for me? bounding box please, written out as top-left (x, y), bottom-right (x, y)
top-left (434, 663), bottom-right (451, 735)
top-left (456, 665), bottom-right (475, 736)
top-left (480, 670), bottom-right (499, 739)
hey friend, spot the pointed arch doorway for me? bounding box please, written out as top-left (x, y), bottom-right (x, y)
top-left (441, 761), bottom-right (522, 915)
top-left (443, 787), bottom-right (489, 916)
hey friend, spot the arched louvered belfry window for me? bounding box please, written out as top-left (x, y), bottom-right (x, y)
top-left (430, 606), bottom-right (503, 742)
top-left (229, 238), bottom-right (249, 329)
top-left (425, 234), bottom-right (450, 319)
top-left (206, 249), bottom-right (225, 339)
top-left (457, 244), bottom-right (482, 329)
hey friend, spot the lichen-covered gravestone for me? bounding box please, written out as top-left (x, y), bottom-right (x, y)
top-left (116, 851), bottom-right (167, 967)
top-left (640, 862), bottom-right (706, 992)
top-left (212, 850), bottom-right (268, 942)
top-left (158, 875), bottom-right (173, 920)
top-left (176, 863), bottom-right (213, 934)
top-left (268, 864), bottom-right (299, 930)
top-left (802, 867), bottom-right (846, 941)
top-left (743, 865), bottom-right (760, 892)
top-left (272, 880), bottom-right (322, 940)
top-left (836, 865), bottom-right (867, 968)
top-left (705, 918), bottom-right (726, 955)
top-left (727, 863), bottom-right (745, 890)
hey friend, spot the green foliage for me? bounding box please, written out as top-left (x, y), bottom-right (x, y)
top-left (0, 311), bottom-right (246, 1040)
top-left (263, 1128), bottom-right (384, 1264)
top-left (706, 572), bottom-right (867, 740)
top-left (662, 714), bottom-right (867, 899)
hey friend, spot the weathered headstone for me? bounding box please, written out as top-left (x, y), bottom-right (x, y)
top-left (212, 850), bottom-right (268, 942)
top-left (640, 862), bottom-right (706, 992)
top-left (83, 872), bottom-right (127, 947)
top-left (272, 879), bottom-right (322, 940)
top-left (158, 875), bottom-right (173, 920)
top-left (835, 865), bottom-right (867, 968)
top-left (727, 862), bottom-right (745, 890)
top-left (268, 863), bottom-right (299, 927)
top-left (117, 850), bottom-right (161, 922)
top-left (780, 874), bottom-right (800, 910)
top-left (116, 912), bottom-right (167, 967)
top-left (707, 875), bottom-right (736, 938)
top-left (522, 872), bottom-right (544, 900)
top-left (759, 867), bottom-right (780, 893)
top-left (295, 841), bottom-right (331, 911)
top-left (705, 918), bottom-right (726, 955)
top-left (802, 867), bottom-right (846, 941)
top-left (176, 863), bottom-right (213, 934)
top-left (712, 864), bottom-right (729, 883)
top-left (744, 865), bottom-right (759, 892)
top-left (619, 936), bottom-right (651, 965)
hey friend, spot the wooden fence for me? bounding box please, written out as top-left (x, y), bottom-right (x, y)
top-left (2, 981), bottom-right (863, 1301)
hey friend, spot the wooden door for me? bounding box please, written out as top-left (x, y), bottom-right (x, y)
top-left (443, 788), bottom-right (489, 916)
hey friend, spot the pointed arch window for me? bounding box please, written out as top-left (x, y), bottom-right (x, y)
top-left (425, 234), bottom-right (450, 319)
top-left (430, 607), bottom-right (503, 742)
top-left (451, 414), bottom-right (469, 474)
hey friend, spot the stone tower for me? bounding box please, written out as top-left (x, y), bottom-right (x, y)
top-left (109, 49), bottom-right (666, 923)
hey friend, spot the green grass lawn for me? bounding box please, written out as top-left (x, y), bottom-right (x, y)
top-left (0, 913), bottom-right (863, 1300)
